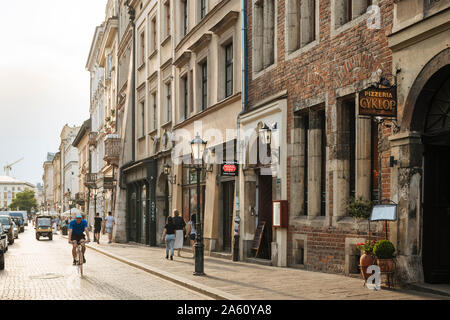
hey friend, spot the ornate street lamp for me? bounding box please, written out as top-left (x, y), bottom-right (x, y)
top-left (190, 133), bottom-right (207, 276)
top-left (163, 163), bottom-right (176, 184)
top-left (259, 123), bottom-right (271, 145)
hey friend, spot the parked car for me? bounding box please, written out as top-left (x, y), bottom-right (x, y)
top-left (0, 223), bottom-right (6, 270)
top-left (9, 212), bottom-right (25, 232)
top-left (11, 221), bottom-right (19, 239)
top-left (11, 216), bottom-right (23, 234)
top-left (0, 215), bottom-right (14, 245)
top-left (0, 222), bottom-right (8, 253)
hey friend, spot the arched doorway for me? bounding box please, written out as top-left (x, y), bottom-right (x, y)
top-left (413, 62), bottom-right (450, 283)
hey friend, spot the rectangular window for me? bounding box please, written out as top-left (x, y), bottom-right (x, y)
top-left (152, 92), bottom-right (157, 130)
top-left (343, 99), bottom-right (356, 199)
top-left (287, 0), bottom-right (316, 52)
top-left (254, 0), bottom-right (275, 72)
top-left (140, 32), bottom-right (145, 65)
top-left (303, 113), bottom-right (309, 215)
top-left (225, 43), bottom-right (233, 98)
top-left (371, 120), bottom-right (380, 202)
top-left (152, 17), bottom-right (157, 52)
top-left (183, 76), bottom-right (188, 120)
top-left (139, 101), bottom-right (145, 137)
top-left (337, 0), bottom-right (372, 27)
top-left (166, 82), bottom-right (172, 123)
top-left (319, 109), bottom-right (326, 216)
top-left (200, 0), bottom-right (206, 19)
top-left (183, 0), bottom-right (188, 36)
top-left (165, 1), bottom-right (171, 37)
top-left (201, 62), bottom-right (207, 110)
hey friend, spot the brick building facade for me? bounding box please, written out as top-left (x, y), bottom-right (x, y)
top-left (240, 0), bottom-right (396, 275)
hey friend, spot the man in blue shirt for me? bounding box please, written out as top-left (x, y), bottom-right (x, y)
top-left (68, 213), bottom-right (90, 265)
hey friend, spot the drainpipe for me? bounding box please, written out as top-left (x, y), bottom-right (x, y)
top-left (233, 0), bottom-right (248, 262)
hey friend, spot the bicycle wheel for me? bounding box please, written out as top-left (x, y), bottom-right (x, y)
top-left (77, 246), bottom-right (83, 276)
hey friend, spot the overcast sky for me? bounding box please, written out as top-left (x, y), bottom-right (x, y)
top-left (0, 0), bottom-right (107, 186)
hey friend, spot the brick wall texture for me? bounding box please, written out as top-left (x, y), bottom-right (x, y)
top-left (246, 0), bottom-right (394, 274)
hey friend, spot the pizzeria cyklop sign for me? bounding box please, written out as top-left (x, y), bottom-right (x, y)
top-left (221, 162), bottom-right (239, 176)
top-left (359, 86), bottom-right (397, 118)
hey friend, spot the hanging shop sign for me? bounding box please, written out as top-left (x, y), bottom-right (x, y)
top-left (221, 161), bottom-right (239, 176)
top-left (359, 86), bottom-right (397, 118)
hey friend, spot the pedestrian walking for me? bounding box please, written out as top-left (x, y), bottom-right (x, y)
top-left (104, 211), bottom-right (115, 244)
top-left (172, 209), bottom-right (186, 257)
top-left (161, 216), bottom-right (176, 260)
top-left (94, 213), bottom-right (103, 244)
top-left (185, 214), bottom-right (197, 259)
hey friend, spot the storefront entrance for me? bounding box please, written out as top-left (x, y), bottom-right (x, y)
top-left (257, 174), bottom-right (273, 260)
top-left (222, 181), bottom-right (234, 252)
top-left (421, 68), bottom-right (450, 283)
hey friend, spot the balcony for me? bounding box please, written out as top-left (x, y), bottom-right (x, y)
top-left (75, 192), bottom-right (85, 205)
top-left (84, 173), bottom-right (97, 189)
top-left (88, 132), bottom-right (98, 146)
top-left (104, 135), bottom-right (121, 166)
top-left (95, 174), bottom-right (115, 190)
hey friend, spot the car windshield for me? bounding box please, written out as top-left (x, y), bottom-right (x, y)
top-left (37, 218), bottom-right (51, 227)
top-left (0, 217), bottom-right (10, 226)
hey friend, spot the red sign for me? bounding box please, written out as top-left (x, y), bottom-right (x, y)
top-left (221, 162), bottom-right (239, 176)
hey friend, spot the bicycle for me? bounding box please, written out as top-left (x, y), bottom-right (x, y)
top-left (72, 239), bottom-right (89, 276)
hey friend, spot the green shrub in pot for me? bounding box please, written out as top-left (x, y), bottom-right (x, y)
top-left (374, 240), bottom-right (395, 259)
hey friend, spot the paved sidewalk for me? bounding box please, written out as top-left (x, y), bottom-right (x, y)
top-left (85, 233), bottom-right (447, 300)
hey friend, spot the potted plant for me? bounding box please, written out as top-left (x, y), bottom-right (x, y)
top-left (356, 240), bottom-right (376, 280)
top-left (374, 240), bottom-right (396, 273)
top-left (348, 197), bottom-right (374, 220)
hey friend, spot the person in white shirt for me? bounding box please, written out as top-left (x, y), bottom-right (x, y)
top-left (104, 211), bottom-right (115, 244)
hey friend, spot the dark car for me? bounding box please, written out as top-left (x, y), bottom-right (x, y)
top-left (0, 215), bottom-right (14, 245)
top-left (9, 212), bottom-right (24, 232)
top-left (0, 223), bottom-right (7, 270)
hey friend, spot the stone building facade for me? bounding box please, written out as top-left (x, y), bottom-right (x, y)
top-left (42, 152), bottom-right (55, 212)
top-left (240, 0), bottom-right (394, 274)
top-left (387, 1), bottom-right (450, 284)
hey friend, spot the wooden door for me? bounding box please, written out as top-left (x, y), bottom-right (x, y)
top-left (423, 144), bottom-right (450, 283)
top-left (258, 175), bottom-right (273, 260)
top-left (222, 181), bottom-right (234, 252)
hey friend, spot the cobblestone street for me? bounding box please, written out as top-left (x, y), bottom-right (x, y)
top-left (0, 227), bottom-right (208, 300)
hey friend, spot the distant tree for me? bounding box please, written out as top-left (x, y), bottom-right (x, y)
top-left (9, 190), bottom-right (38, 213)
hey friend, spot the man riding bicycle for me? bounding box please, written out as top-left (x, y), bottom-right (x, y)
top-left (68, 213), bottom-right (91, 265)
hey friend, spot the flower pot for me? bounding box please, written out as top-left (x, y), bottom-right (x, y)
top-left (360, 252), bottom-right (376, 280)
top-left (377, 258), bottom-right (395, 273)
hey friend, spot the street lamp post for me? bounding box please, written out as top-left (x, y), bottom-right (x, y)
top-left (191, 133), bottom-right (207, 276)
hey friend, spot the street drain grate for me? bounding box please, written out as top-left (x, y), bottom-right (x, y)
top-left (29, 273), bottom-right (64, 280)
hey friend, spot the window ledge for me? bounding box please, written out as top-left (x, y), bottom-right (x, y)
top-left (252, 62), bottom-right (277, 81)
top-left (148, 49), bottom-right (158, 60)
top-left (161, 120), bottom-right (172, 129)
top-left (137, 62), bottom-right (146, 71)
top-left (137, 135), bottom-right (146, 141)
top-left (148, 129), bottom-right (158, 136)
top-left (285, 39), bottom-right (320, 61)
top-left (161, 34), bottom-right (171, 47)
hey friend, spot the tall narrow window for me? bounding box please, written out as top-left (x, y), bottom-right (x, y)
top-left (165, 1), bottom-right (171, 37)
top-left (287, 0), bottom-right (316, 52)
top-left (344, 100), bottom-right (356, 199)
top-left (200, 0), bottom-right (206, 19)
top-left (319, 109), bottom-right (326, 216)
top-left (303, 113), bottom-right (309, 215)
top-left (225, 43), bottom-right (233, 98)
top-left (183, 0), bottom-right (188, 36)
top-left (152, 17), bottom-right (157, 52)
top-left (166, 82), bottom-right (172, 123)
top-left (254, 0), bottom-right (275, 72)
top-left (371, 120), bottom-right (379, 202)
top-left (201, 62), bottom-right (207, 110)
top-left (183, 76), bottom-right (188, 120)
top-left (140, 32), bottom-right (145, 65)
top-left (139, 101), bottom-right (145, 137)
top-left (152, 92), bottom-right (157, 130)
